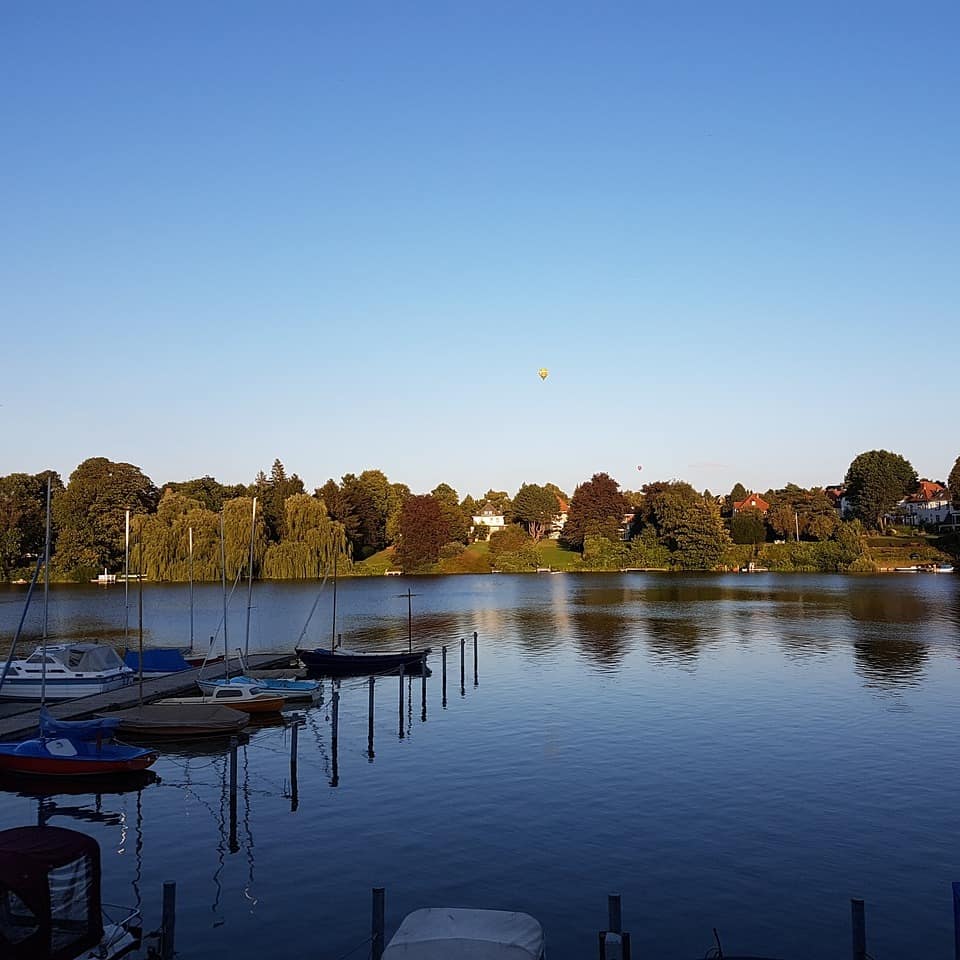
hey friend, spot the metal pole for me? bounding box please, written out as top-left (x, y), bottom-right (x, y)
top-left (421, 654), bottom-right (427, 722)
top-left (229, 736), bottom-right (238, 850)
top-left (138, 531), bottom-right (144, 706)
top-left (290, 720), bottom-right (299, 802)
top-left (0, 553), bottom-right (44, 697)
top-left (407, 588), bottom-right (412, 653)
top-left (398, 664), bottom-right (405, 737)
top-left (952, 882), bottom-right (960, 960)
top-left (442, 646), bottom-right (447, 707)
top-left (220, 512), bottom-right (229, 679)
top-left (608, 894), bottom-right (622, 934)
top-left (367, 676), bottom-right (375, 759)
top-left (473, 630), bottom-right (478, 686)
top-left (188, 526), bottom-right (194, 651)
top-left (851, 898), bottom-right (866, 960)
top-left (331, 553), bottom-right (338, 651)
top-left (161, 881), bottom-right (176, 960)
top-left (244, 497), bottom-right (257, 660)
top-left (124, 509), bottom-right (130, 647)
top-left (41, 479), bottom-right (51, 709)
top-left (372, 887), bottom-right (385, 960)
top-left (331, 684), bottom-right (340, 787)
top-left (460, 638), bottom-right (465, 696)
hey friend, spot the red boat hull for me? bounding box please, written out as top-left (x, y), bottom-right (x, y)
top-left (0, 752), bottom-right (158, 777)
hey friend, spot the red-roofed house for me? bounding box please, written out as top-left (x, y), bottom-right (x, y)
top-left (732, 493), bottom-right (770, 515)
top-left (896, 481), bottom-right (953, 526)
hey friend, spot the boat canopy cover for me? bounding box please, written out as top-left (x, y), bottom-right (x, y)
top-left (383, 909), bottom-right (545, 960)
top-left (123, 648), bottom-right (191, 674)
top-left (0, 825), bottom-right (103, 960)
top-left (39, 708), bottom-right (121, 742)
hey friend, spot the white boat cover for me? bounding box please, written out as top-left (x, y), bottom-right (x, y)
top-left (383, 909), bottom-right (544, 960)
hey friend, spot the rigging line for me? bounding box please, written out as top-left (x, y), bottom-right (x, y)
top-left (296, 566), bottom-right (332, 646)
top-left (0, 551), bottom-right (44, 697)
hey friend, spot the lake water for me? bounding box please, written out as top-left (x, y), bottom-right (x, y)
top-left (1, 572), bottom-right (959, 959)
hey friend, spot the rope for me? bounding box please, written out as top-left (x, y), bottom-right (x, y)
top-left (329, 935), bottom-right (373, 960)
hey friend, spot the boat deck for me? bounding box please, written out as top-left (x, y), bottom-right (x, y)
top-left (0, 653), bottom-right (297, 740)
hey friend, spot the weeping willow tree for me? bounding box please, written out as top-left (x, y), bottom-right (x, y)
top-left (132, 492), bottom-right (267, 581)
top-left (262, 494), bottom-right (350, 579)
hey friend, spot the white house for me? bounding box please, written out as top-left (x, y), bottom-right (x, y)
top-left (472, 504), bottom-right (506, 538)
top-left (896, 481), bottom-right (954, 527)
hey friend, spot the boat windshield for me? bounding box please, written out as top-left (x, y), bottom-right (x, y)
top-left (68, 647), bottom-right (124, 672)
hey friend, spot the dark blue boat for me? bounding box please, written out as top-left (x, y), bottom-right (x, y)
top-left (296, 647), bottom-right (431, 677)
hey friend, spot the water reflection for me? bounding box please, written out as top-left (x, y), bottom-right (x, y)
top-left (852, 626), bottom-right (929, 689)
top-left (642, 615), bottom-right (709, 666)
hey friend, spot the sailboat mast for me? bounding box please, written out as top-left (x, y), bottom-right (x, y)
top-left (244, 497), bottom-right (257, 660)
top-left (331, 553), bottom-right (337, 651)
top-left (220, 511), bottom-right (229, 680)
top-left (138, 525), bottom-right (144, 705)
top-left (124, 509), bottom-right (130, 647)
top-left (40, 478), bottom-right (51, 710)
top-left (188, 526), bottom-right (195, 651)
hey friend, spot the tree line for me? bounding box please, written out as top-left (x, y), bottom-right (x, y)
top-left (0, 449), bottom-right (957, 581)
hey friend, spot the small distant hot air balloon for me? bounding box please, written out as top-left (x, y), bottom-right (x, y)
top-left (538, 368), bottom-right (549, 381)
top-left (637, 465), bottom-right (643, 472)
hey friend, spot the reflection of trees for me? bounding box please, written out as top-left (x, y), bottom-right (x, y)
top-left (642, 615), bottom-right (708, 665)
top-left (848, 588), bottom-right (931, 624)
top-left (567, 607), bottom-right (632, 668)
top-left (853, 626), bottom-right (928, 689)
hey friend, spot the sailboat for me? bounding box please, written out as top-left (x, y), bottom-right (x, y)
top-left (0, 483), bottom-right (158, 778)
top-left (198, 499), bottom-right (320, 702)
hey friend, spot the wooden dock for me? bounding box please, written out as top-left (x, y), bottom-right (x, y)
top-left (0, 652), bottom-right (297, 740)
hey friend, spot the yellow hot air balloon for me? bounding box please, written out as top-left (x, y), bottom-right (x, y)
top-left (538, 368), bottom-right (549, 381)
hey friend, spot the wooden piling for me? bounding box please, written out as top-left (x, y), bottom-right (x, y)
top-left (368, 676), bottom-right (375, 758)
top-left (473, 631), bottom-right (478, 685)
top-left (372, 887), bottom-right (386, 960)
top-left (851, 898), bottom-right (866, 960)
top-left (160, 881), bottom-right (176, 960)
top-left (953, 882), bottom-right (960, 960)
top-left (460, 638), bottom-right (465, 696)
top-left (442, 646), bottom-right (447, 707)
top-left (398, 663), bottom-right (405, 738)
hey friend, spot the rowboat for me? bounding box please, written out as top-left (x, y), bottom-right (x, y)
top-left (157, 683), bottom-right (285, 714)
top-left (297, 647), bottom-right (431, 677)
top-left (98, 703), bottom-right (250, 737)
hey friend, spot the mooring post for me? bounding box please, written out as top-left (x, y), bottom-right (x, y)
top-left (608, 894), bottom-right (622, 934)
top-left (290, 719), bottom-right (300, 809)
top-left (398, 663), bottom-right (405, 738)
top-left (228, 736), bottom-right (238, 850)
top-left (368, 676), bottom-right (375, 758)
top-left (851, 898), bottom-right (866, 960)
top-left (372, 887), bottom-right (386, 960)
top-left (460, 638), bottom-right (465, 696)
top-left (473, 631), bottom-right (478, 685)
top-left (420, 654), bottom-right (427, 721)
top-left (160, 881), bottom-right (176, 960)
top-left (337, 632), bottom-right (342, 650)
top-left (953, 882), bottom-right (960, 960)
top-left (442, 646), bottom-right (447, 707)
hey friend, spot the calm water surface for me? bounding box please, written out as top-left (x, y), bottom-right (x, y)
top-left (1, 573), bottom-right (959, 958)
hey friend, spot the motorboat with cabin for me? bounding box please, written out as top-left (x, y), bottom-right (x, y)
top-left (0, 643), bottom-right (135, 701)
top-left (156, 682), bottom-right (285, 714)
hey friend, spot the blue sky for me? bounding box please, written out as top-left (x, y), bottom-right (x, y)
top-left (3, 2), bottom-right (957, 499)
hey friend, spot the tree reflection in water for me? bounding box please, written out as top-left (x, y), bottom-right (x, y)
top-left (852, 623), bottom-right (929, 689)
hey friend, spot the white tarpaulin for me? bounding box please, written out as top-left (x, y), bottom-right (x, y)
top-left (383, 909), bottom-right (545, 960)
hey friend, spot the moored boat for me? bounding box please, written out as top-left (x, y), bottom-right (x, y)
top-left (0, 643), bottom-right (135, 701)
top-left (0, 712), bottom-right (158, 778)
top-left (198, 674), bottom-right (320, 701)
top-left (157, 683), bottom-right (285, 714)
top-left (97, 703), bottom-right (250, 737)
top-left (297, 647), bottom-right (431, 677)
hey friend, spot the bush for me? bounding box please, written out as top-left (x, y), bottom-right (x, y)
top-left (439, 542), bottom-right (465, 560)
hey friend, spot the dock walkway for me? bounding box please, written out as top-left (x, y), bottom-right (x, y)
top-left (0, 652), bottom-right (296, 740)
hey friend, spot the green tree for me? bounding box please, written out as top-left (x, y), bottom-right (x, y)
top-left (256, 460), bottom-right (305, 542)
top-left (54, 458), bottom-right (159, 575)
top-left (949, 456), bottom-right (960, 510)
top-left (431, 483), bottom-right (470, 544)
top-left (489, 523), bottom-right (541, 571)
top-left (161, 475), bottom-right (245, 512)
top-left (316, 478), bottom-right (361, 547)
top-left (0, 472), bottom-right (63, 579)
top-left (672, 499), bottom-right (730, 569)
top-left (730, 508), bottom-right (766, 545)
top-left (844, 450), bottom-right (918, 531)
top-left (262, 494), bottom-right (349, 579)
top-left (561, 473), bottom-right (628, 552)
top-left (482, 489), bottom-right (513, 519)
top-left (724, 482), bottom-right (748, 515)
top-left (396, 495), bottom-right (446, 572)
top-left (511, 483), bottom-right (560, 542)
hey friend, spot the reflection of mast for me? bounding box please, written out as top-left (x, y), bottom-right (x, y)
top-left (242, 744), bottom-right (258, 911)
